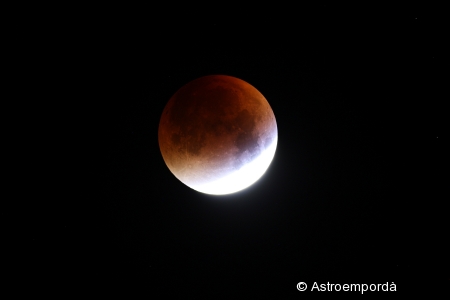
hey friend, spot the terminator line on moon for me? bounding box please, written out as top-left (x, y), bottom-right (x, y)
top-left (158, 75), bottom-right (278, 195)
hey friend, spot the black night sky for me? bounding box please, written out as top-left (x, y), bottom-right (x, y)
top-left (28, 4), bottom-right (446, 297)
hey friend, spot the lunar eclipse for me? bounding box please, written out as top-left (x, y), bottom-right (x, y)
top-left (158, 75), bottom-right (277, 195)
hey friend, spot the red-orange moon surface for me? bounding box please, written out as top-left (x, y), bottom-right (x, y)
top-left (158, 75), bottom-right (277, 195)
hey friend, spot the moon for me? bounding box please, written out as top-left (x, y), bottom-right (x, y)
top-left (158, 75), bottom-right (277, 195)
